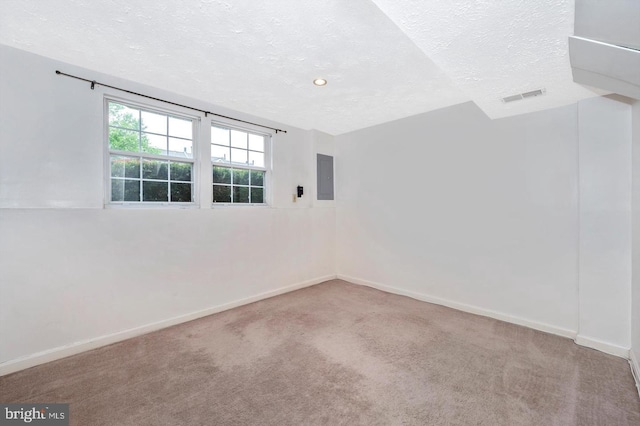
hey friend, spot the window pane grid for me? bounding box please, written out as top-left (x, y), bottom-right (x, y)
top-left (108, 100), bottom-right (195, 205)
top-left (110, 154), bottom-right (193, 203)
top-left (211, 125), bottom-right (266, 169)
top-left (109, 124), bottom-right (142, 133)
top-left (108, 101), bottom-right (194, 160)
top-left (212, 165), bottom-right (266, 172)
top-left (211, 143), bottom-right (264, 152)
top-left (213, 184), bottom-right (264, 189)
top-left (109, 126), bottom-right (191, 142)
top-left (212, 165), bottom-right (265, 204)
top-left (110, 150), bottom-right (192, 162)
top-left (211, 155), bottom-right (266, 169)
top-left (137, 179), bottom-right (192, 183)
top-left (124, 132), bottom-right (192, 142)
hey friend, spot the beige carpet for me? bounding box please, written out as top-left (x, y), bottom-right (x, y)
top-left (1, 280), bottom-right (639, 425)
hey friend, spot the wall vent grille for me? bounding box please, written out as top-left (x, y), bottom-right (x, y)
top-left (502, 88), bottom-right (546, 103)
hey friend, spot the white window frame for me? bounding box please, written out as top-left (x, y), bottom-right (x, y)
top-left (210, 121), bottom-right (272, 206)
top-left (104, 96), bottom-right (200, 208)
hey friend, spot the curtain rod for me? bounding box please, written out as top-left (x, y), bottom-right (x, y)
top-left (55, 70), bottom-right (287, 134)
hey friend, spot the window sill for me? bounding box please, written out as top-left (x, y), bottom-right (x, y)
top-left (105, 203), bottom-right (199, 210)
top-left (211, 203), bottom-right (270, 209)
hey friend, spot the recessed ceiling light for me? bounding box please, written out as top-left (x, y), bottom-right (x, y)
top-left (313, 78), bottom-right (327, 86)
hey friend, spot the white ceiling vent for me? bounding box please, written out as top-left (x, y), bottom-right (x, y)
top-left (501, 88), bottom-right (546, 103)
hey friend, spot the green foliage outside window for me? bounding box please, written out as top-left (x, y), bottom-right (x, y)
top-left (108, 102), bottom-right (192, 203)
top-left (212, 166), bottom-right (264, 203)
top-left (108, 103), bottom-right (161, 154)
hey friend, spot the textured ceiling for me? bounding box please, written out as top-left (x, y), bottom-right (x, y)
top-left (1, 0), bottom-right (602, 134)
top-left (370, 0), bottom-right (605, 120)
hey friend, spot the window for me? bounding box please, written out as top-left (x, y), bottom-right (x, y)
top-left (211, 124), bottom-right (268, 204)
top-left (107, 100), bottom-right (196, 204)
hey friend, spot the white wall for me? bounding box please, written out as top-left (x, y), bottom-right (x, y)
top-left (0, 45), bottom-right (336, 370)
top-left (577, 96), bottom-right (632, 355)
top-left (336, 102), bottom-right (580, 335)
top-left (336, 98), bottom-right (635, 355)
top-left (632, 99), bottom-right (640, 379)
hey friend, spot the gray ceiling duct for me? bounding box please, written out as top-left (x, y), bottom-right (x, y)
top-left (569, 0), bottom-right (640, 100)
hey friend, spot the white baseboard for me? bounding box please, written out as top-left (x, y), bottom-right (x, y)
top-left (338, 275), bottom-right (637, 360)
top-left (0, 274), bottom-right (336, 377)
top-left (628, 350), bottom-right (640, 398)
top-left (574, 335), bottom-right (630, 358)
top-left (337, 274), bottom-right (579, 340)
